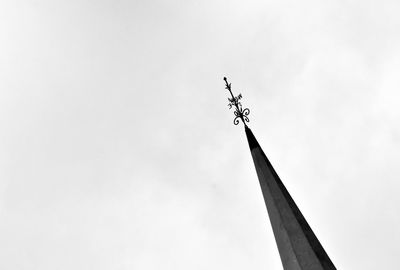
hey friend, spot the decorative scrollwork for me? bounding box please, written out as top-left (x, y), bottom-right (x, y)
top-left (223, 77), bottom-right (250, 126)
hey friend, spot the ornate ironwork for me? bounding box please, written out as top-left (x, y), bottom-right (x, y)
top-left (223, 77), bottom-right (250, 126)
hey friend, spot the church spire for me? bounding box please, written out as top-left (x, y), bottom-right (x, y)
top-left (223, 78), bottom-right (336, 270)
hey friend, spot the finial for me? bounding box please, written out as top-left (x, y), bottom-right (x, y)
top-left (223, 77), bottom-right (250, 126)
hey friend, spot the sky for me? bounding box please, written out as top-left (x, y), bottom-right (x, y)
top-left (1, 0), bottom-right (400, 269)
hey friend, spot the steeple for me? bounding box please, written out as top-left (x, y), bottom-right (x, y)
top-left (223, 78), bottom-right (336, 270)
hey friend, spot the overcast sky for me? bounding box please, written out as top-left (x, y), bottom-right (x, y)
top-left (1, 0), bottom-right (400, 269)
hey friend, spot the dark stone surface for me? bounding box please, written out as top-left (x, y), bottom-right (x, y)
top-left (245, 125), bottom-right (259, 150)
top-left (245, 126), bottom-right (336, 270)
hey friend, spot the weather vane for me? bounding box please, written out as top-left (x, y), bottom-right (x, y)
top-left (223, 77), bottom-right (250, 126)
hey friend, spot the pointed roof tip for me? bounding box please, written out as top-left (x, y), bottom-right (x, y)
top-left (245, 125), bottom-right (260, 150)
top-left (245, 126), bottom-right (336, 270)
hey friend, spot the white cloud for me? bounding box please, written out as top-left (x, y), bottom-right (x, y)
top-left (1, 0), bottom-right (399, 269)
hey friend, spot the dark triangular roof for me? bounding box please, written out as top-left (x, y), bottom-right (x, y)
top-left (245, 126), bottom-right (336, 270)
